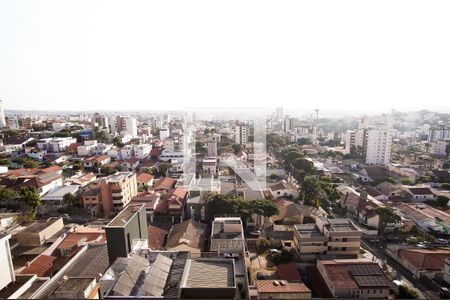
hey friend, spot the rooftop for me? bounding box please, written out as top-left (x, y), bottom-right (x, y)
top-left (256, 280), bottom-right (311, 294)
top-left (107, 172), bottom-right (134, 183)
top-left (18, 217), bottom-right (62, 234)
top-left (107, 204), bottom-right (145, 227)
top-left (181, 259), bottom-right (235, 288)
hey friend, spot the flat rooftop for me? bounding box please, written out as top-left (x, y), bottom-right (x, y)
top-left (107, 204), bottom-right (144, 227)
top-left (108, 172), bottom-right (133, 182)
top-left (294, 224), bottom-right (324, 238)
top-left (323, 218), bottom-right (360, 232)
top-left (181, 259), bottom-right (235, 288)
top-left (54, 277), bottom-right (95, 293)
top-left (18, 218), bottom-right (61, 234)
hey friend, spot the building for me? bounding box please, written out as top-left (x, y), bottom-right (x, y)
top-left (210, 217), bottom-right (245, 253)
top-left (405, 187), bottom-right (435, 202)
top-left (283, 117), bottom-right (295, 133)
top-left (366, 128), bottom-right (392, 165)
top-left (92, 112), bottom-right (109, 131)
top-left (207, 137), bottom-right (218, 157)
top-left (105, 204), bottom-right (147, 264)
top-left (15, 217), bottom-right (64, 247)
top-left (387, 245), bottom-right (450, 278)
top-left (37, 137), bottom-right (77, 153)
top-left (430, 140), bottom-right (450, 156)
top-left (166, 219), bottom-right (207, 255)
top-left (395, 202), bottom-right (450, 235)
top-left (254, 280), bottom-right (311, 299)
top-left (136, 172), bottom-right (154, 189)
top-left (275, 107), bottom-right (283, 121)
top-left (293, 217), bottom-right (362, 262)
top-left (99, 172), bottom-right (138, 216)
top-left (41, 185), bottom-right (80, 206)
top-left (0, 100), bottom-right (6, 128)
top-left (316, 259), bottom-right (391, 298)
top-left (99, 250), bottom-right (237, 299)
top-left (0, 234), bottom-right (14, 291)
top-left (235, 123), bottom-right (248, 145)
top-left (429, 125), bottom-right (450, 141)
top-left (444, 258), bottom-right (450, 284)
top-left (77, 140), bottom-right (98, 156)
top-left (134, 144), bottom-right (152, 160)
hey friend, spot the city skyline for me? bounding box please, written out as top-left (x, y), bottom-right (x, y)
top-left (1, 0), bottom-right (450, 112)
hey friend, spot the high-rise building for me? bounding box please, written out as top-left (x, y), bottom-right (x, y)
top-left (105, 204), bottom-right (147, 264)
top-left (429, 125), bottom-right (450, 141)
top-left (283, 117), bottom-right (294, 133)
top-left (365, 127), bottom-right (392, 165)
top-left (0, 100), bottom-right (6, 128)
top-left (275, 107), bottom-right (283, 121)
top-left (99, 172), bottom-right (138, 216)
top-left (235, 123), bottom-right (248, 145)
top-left (92, 112), bottom-right (109, 131)
top-left (110, 115), bottom-right (138, 137)
top-left (207, 135), bottom-right (219, 157)
top-left (124, 116), bottom-right (138, 137)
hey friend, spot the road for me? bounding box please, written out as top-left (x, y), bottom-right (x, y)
top-left (361, 238), bottom-right (440, 299)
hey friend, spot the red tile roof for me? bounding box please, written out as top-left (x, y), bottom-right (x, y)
top-left (57, 232), bottom-right (105, 250)
top-left (20, 255), bottom-right (57, 277)
top-left (398, 247), bottom-right (450, 271)
top-left (166, 219), bottom-right (206, 250)
top-left (147, 225), bottom-right (168, 250)
top-left (155, 177), bottom-right (176, 191)
top-left (137, 172), bottom-right (154, 183)
top-left (275, 263), bottom-right (301, 281)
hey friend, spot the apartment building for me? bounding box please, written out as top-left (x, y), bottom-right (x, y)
top-left (0, 234), bottom-right (14, 291)
top-left (235, 123), bottom-right (248, 145)
top-left (134, 144), bottom-right (152, 160)
top-left (365, 128), bottom-right (392, 165)
top-left (99, 172), bottom-right (138, 216)
top-left (293, 217), bottom-right (362, 262)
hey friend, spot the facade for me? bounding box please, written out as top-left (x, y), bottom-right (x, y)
top-left (366, 128), bottom-right (392, 165)
top-left (37, 137), bottom-right (77, 153)
top-left (99, 172), bottom-right (138, 216)
top-left (444, 258), bottom-right (450, 284)
top-left (0, 100), bottom-right (6, 128)
top-left (0, 234), bottom-right (14, 291)
top-left (430, 140), bottom-right (450, 156)
top-left (235, 123), bottom-right (248, 145)
top-left (316, 259), bottom-right (390, 298)
top-left (134, 144), bottom-right (152, 160)
top-left (105, 204), bottom-right (147, 264)
top-left (293, 217), bottom-right (362, 262)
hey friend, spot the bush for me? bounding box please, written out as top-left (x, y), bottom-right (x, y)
top-left (395, 285), bottom-right (418, 299)
top-left (271, 249), bottom-right (293, 265)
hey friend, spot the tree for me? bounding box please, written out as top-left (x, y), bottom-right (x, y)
top-left (443, 161), bottom-right (450, 169)
top-left (0, 187), bottom-right (17, 202)
top-left (151, 162), bottom-right (172, 177)
top-left (395, 285), bottom-right (418, 299)
top-left (63, 193), bottom-right (78, 207)
top-left (300, 176), bottom-right (321, 205)
top-left (375, 206), bottom-right (401, 235)
top-left (436, 195), bottom-right (449, 210)
top-left (19, 186), bottom-right (41, 216)
top-left (250, 199), bottom-right (279, 224)
top-left (23, 160), bottom-right (38, 169)
top-left (400, 178), bottom-right (411, 185)
top-left (0, 158), bottom-right (10, 166)
top-left (112, 136), bottom-right (124, 147)
top-left (232, 144), bottom-right (242, 155)
top-left (313, 198), bottom-right (321, 209)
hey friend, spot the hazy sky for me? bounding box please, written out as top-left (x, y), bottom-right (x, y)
top-left (1, 0), bottom-right (450, 112)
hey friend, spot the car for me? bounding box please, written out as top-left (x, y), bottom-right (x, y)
top-left (269, 249), bottom-right (281, 254)
top-left (249, 230), bottom-right (262, 236)
top-left (223, 252), bottom-right (233, 258)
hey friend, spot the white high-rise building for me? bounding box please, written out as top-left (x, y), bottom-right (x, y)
top-left (124, 116), bottom-right (138, 137)
top-left (283, 117), bottom-right (294, 133)
top-left (366, 127), bottom-right (392, 165)
top-left (235, 123), bottom-right (248, 145)
top-left (275, 107), bottom-right (283, 121)
top-left (0, 100), bottom-right (6, 128)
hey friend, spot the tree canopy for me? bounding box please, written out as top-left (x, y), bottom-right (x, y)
top-left (375, 206), bottom-right (401, 235)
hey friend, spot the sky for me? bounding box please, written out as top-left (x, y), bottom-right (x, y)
top-left (1, 0), bottom-right (450, 112)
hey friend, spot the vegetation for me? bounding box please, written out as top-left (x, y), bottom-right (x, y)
top-left (151, 162), bottom-right (172, 177)
top-left (112, 136), bottom-right (125, 147)
top-left (63, 193), bottom-right (78, 206)
top-left (19, 186), bottom-right (41, 216)
top-left (400, 178), bottom-right (412, 185)
top-left (205, 193), bottom-right (279, 222)
top-left (280, 148), bottom-right (315, 182)
top-left (395, 285), bottom-right (418, 299)
top-left (299, 175), bottom-right (341, 206)
top-left (426, 195), bottom-right (449, 210)
top-left (231, 143), bottom-right (243, 155)
top-left (0, 187), bottom-right (17, 202)
top-left (0, 158), bottom-right (10, 166)
top-left (375, 206), bottom-right (401, 235)
top-left (271, 249), bottom-right (293, 265)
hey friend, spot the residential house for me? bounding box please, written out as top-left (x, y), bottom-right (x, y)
top-left (166, 219), bottom-right (207, 255)
top-left (136, 172), bottom-right (154, 190)
top-left (254, 280), bottom-right (311, 299)
top-left (15, 218), bottom-right (64, 247)
top-left (269, 181), bottom-right (299, 199)
top-left (316, 259), bottom-right (391, 298)
top-left (395, 203), bottom-right (450, 235)
top-left (41, 185), bottom-right (80, 206)
top-left (147, 225), bottom-right (167, 250)
top-left (130, 191), bottom-right (160, 222)
top-left (405, 187), bottom-right (435, 202)
top-left (83, 155), bottom-right (111, 171)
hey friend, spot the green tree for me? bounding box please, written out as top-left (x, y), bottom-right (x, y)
top-left (375, 206), bottom-right (401, 235)
top-left (19, 186), bottom-right (41, 216)
top-left (23, 160), bottom-right (38, 169)
top-left (232, 144), bottom-right (243, 155)
top-left (112, 136), bottom-right (125, 147)
top-left (300, 176), bottom-right (321, 205)
top-left (0, 187), bottom-right (17, 202)
top-left (436, 195), bottom-right (449, 210)
top-left (313, 198), bottom-right (321, 209)
top-left (395, 285), bottom-right (418, 299)
top-left (63, 193), bottom-right (78, 206)
top-left (0, 158), bottom-right (10, 166)
top-left (151, 162), bottom-right (172, 177)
